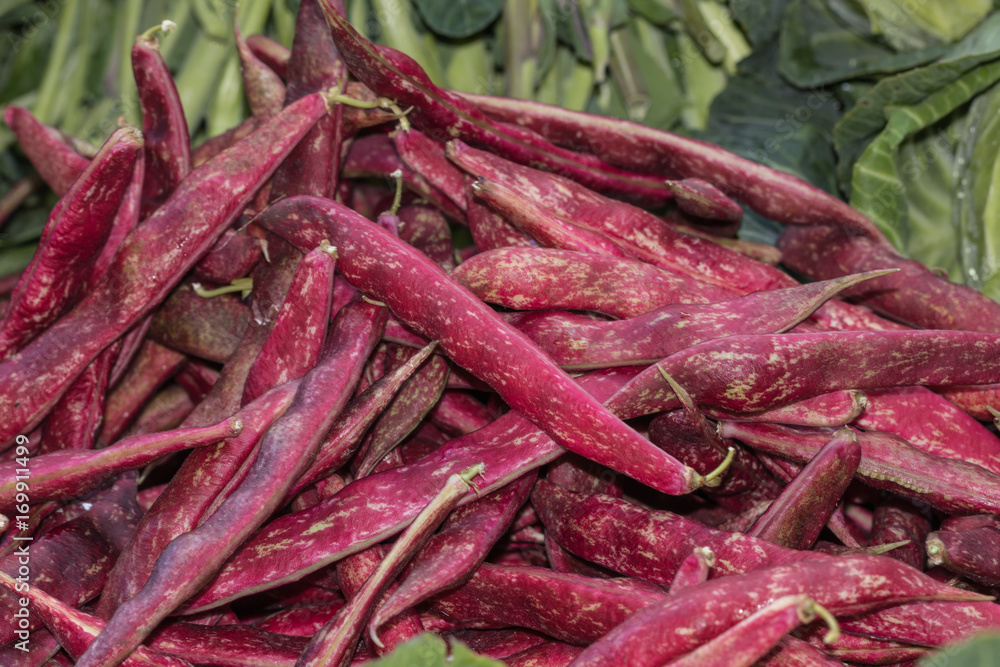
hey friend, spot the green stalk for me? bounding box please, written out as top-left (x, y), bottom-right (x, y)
top-left (444, 39), bottom-right (489, 94)
top-left (117, 0), bottom-right (145, 125)
top-left (609, 27), bottom-right (649, 121)
top-left (207, 0), bottom-right (272, 136)
top-left (560, 47), bottom-right (594, 112)
top-left (174, 33), bottom-right (232, 133)
top-left (504, 0), bottom-right (540, 99)
top-left (272, 0), bottom-right (296, 47)
top-left (371, 0), bottom-right (443, 84)
top-left (697, 0), bottom-right (750, 74)
top-left (347, 0), bottom-right (367, 33)
top-left (678, 0), bottom-right (725, 65)
top-left (32, 0), bottom-right (79, 125)
top-left (190, 0), bottom-right (231, 39)
top-left (60, 0), bottom-right (99, 136)
top-left (159, 0), bottom-right (194, 66)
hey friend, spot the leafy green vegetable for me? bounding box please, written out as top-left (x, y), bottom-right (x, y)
top-left (895, 117), bottom-right (963, 280)
top-left (729, 0), bottom-right (789, 46)
top-left (834, 12), bottom-right (1000, 193)
top-left (918, 633), bottom-right (1000, 666)
top-left (849, 60), bottom-right (1000, 248)
top-left (366, 633), bottom-right (504, 666)
top-left (862, 0), bottom-right (991, 51)
top-left (0, 242), bottom-right (35, 279)
top-left (412, 0), bottom-right (503, 40)
top-left (699, 42), bottom-right (842, 243)
top-left (954, 78), bottom-right (1000, 299)
top-left (779, 0), bottom-right (947, 87)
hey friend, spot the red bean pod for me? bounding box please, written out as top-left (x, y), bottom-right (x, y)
top-left (80, 301), bottom-right (385, 667)
top-left (0, 93), bottom-right (330, 444)
top-left (746, 429), bottom-right (860, 550)
top-left (2, 106), bottom-right (90, 196)
top-left (570, 555), bottom-right (986, 667)
top-left (778, 224), bottom-right (1000, 331)
top-left (426, 563), bottom-right (667, 645)
top-left (606, 330), bottom-right (1000, 420)
top-left (451, 247), bottom-right (732, 319)
top-left (132, 26), bottom-right (191, 219)
top-left (268, 0), bottom-right (346, 201)
top-left (180, 369), bottom-right (638, 613)
top-left (0, 418), bottom-right (241, 513)
top-left (665, 595), bottom-right (827, 667)
top-left (723, 422), bottom-right (1000, 515)
top-left (255, 195), bottom-right (707, 496)
top-left (241, 242), bottom-right (337, 404)
top-left (0, 127), bottom-right (142, 361)
top-left (926, 526), bottom-right (1000, 586)
top-left (370, 473), bottom-right (536, 635)
top-left (459, 92), bottom-right (889, 243)
top-left (321, 5), bottom-right (670, 205)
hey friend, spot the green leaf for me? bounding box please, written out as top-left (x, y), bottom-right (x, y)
top-left (863, 0), bottom-right (992, 51)
top-left (697, 41), bottom-right (842, 243)
top-left (554, 0), bottom-right (593, 61)
top-left (367, 633), bottom-right (447, 666)
top-left (412, 0), bottom-right (503, 39)
top-left (918, 633), bottom-right (1000, 666)
top-left (849, 59), bottom-right (1000, 249)
top-left (954, 78), bottom-right (1000, 299)
top-left (0, 205), bottom-right (48, 247)
top-left (900, 121), bottom-right (963, 282)
top-left (627, 0), bottom-right (677, 26)
top-left (365, 633), bottom-right (504, 666)
top-left (779, 0), bottom-right (948, 88)
top-left (834, 11), bottom-right (1000, 193)
top-left (0, 242), bottom-right (35, 279)
top-left (631, 16), bottom-right (684, 129)
top-left (729, 0), bottom-right (789, 46)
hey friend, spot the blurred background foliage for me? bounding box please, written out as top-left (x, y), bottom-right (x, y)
top-left (5, 0), bottom-right (1000, 299)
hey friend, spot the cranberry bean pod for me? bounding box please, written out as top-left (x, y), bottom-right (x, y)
top-left (665, 595), bottom-right (824, 667)
top-left (132, 27), bottom-right (191, 219)
top-left (288, 342), bottom-right (438, 499)
top-left (268, 0), bottom-right (345, 201)
top-left (505, 272), bottom-right (886, 369)
top-left (569, 556), bottom-right (986, 667)
top-left (531, 480), bottom-right (823, 586)
top-left (426, 563), bottom-right (668, 645)
top-left (2, 106), bottom-right (90, 196)
top-left (79, 302), bottom-right (385, 667)
top-left (605, 330), bottom-right (1000, 419)
top-left (255, 195), bottom-right (707, 495)
top-left (370, 473), bottom-right (536, 635)
top-left (451, 247), bottom-right (732, 319)
top-left (0, 93), bottom-right (330, 444)
top-left (668, 548), bottom-right (715, 594)
top-left (179, 369), bottom-right (638, 613)
top-left (321, 6), bottom-right (671, 205)
top-left (746, 430), bottom-right (860, 549)
top-left (241, 242), bottom-right (337, 404)
top-left (0, 418), bottom-right (241, 513)
top-left (721, 422), bottom-right (1000, 516)
top-left (0, 127), bottom-right (142, 361)
top-left (459, 93), bottom-right (889, 243)
top-left (926, 526), bottom-right (1000, 586)
top-left (856, 386), bottom-right (1000, 474)
top-left (96, 381), bottom-right (298, 618)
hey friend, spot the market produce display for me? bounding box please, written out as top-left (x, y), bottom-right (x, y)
top-left (4, 0), bottom-right (1000, 666)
